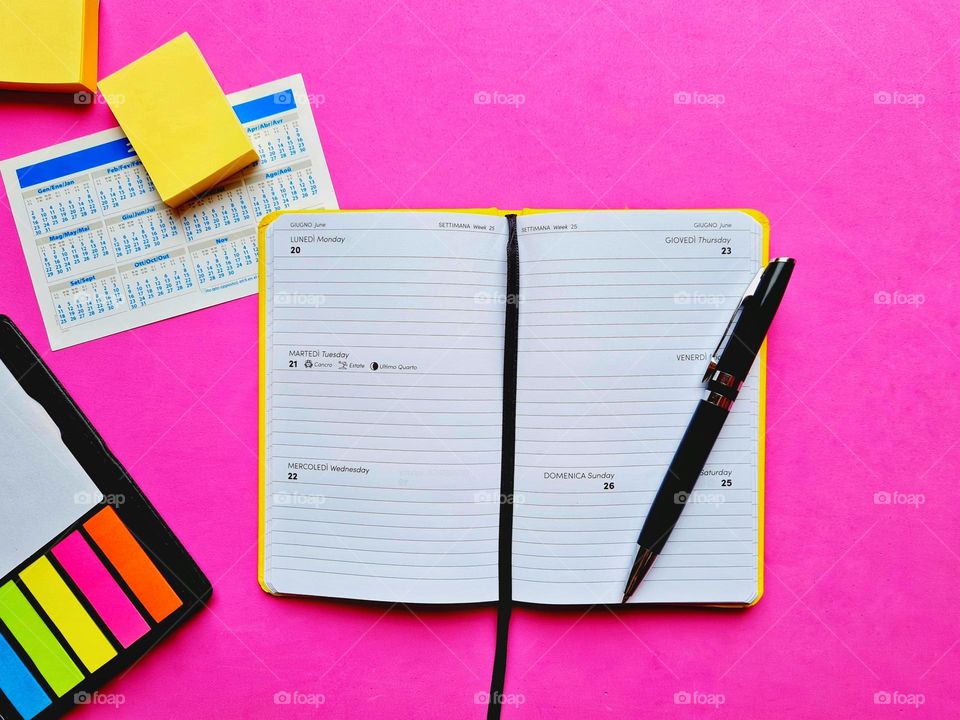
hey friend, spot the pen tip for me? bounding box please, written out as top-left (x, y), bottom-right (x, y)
top-left (621, 546), bottom-right (657, 605)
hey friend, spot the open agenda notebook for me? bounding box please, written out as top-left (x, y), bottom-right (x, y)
top-left (258, 209), bottom-right (767, 607)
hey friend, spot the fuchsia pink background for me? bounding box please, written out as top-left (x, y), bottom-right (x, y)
top-left (2, 1), bottom-right (960, 717)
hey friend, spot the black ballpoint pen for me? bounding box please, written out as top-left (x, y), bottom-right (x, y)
top-left (622, 257), bottom-right (795, 604)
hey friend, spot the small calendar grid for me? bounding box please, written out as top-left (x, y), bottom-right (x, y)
top-left (3, 80), bottom-right (336, 342)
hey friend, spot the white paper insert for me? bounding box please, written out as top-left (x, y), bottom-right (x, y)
top-left (0, 361), bottom-right (102, 577)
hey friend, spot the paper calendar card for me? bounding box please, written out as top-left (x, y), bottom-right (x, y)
top-left (0, 74), bottom-right (337, 350)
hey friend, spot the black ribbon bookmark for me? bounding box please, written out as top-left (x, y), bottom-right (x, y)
top-left (487, 215), bottom-right (519, 720)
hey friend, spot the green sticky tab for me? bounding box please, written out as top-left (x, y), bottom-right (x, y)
top-left (0, 581), bottom-right (84, 696)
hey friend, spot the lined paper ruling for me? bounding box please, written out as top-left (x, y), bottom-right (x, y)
top-left (0, 74), bottom-right (337, 349)
top-left (261, 211), bottom-right (507, 603)
top-left (512, 211), bottom-right (762, 605)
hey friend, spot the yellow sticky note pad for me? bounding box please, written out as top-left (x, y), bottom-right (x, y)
top-left (99, 33), bottom-right (259, 207)
top-left (0, 0), bottom-right (99, 93)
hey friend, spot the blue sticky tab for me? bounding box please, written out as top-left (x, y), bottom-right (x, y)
top-left (0, 632), bottom-right (51, 719)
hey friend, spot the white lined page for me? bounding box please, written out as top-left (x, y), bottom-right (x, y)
top-left (512, 210), bottom-right (763, 605)
top-left (263, 211), bottom-right (507, 603)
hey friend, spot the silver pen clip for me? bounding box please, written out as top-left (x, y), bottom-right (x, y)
top-left (702, 266), bottom-right (765, 383)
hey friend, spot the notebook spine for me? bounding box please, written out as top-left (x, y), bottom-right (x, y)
top-left (487, 214), bottom-right (519, 720)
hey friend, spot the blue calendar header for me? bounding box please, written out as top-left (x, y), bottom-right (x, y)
top-left (233, 89), bottom-right (297, 124)
top-left (16, 138), bottom-right (137, 189)
top-left (16, 88), bottom-right (296, 189)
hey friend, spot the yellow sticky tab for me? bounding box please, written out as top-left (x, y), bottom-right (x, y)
top-left (20, 557), bottom-right (116, 673)
top-left (0, 0), bottom-right (99, 93)
top-left (98, 33), bottom-right (259, 208)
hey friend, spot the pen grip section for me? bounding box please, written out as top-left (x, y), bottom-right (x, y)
top-left (639, 400), bottom-right (728, 554)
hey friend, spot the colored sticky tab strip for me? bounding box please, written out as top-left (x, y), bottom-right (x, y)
top-left (0, 582), bottom-right (83, 697)
top-left (20, 557), bottom-right (117, 673)
top-left (0, 632), bottom-right (51, 720)
top-left (84, 507), bottom-right (182, 622)
top-left (52, 532), bottom-right (150, 648)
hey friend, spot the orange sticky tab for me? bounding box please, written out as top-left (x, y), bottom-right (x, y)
top-left (83, 507), bottom-right (182, 622)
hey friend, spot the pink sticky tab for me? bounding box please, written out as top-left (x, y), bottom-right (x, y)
top-left (52, 532), bottom-right (150, 648)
